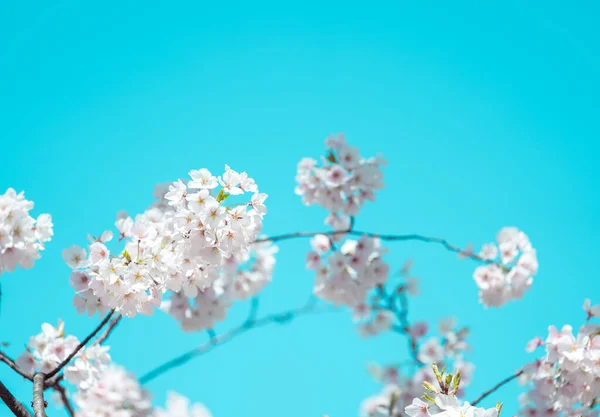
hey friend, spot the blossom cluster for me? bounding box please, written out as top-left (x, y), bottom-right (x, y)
top-left (154, 392), bottom-right (212, 417)
top-left (0, 188), bottom-right (53, 275)
top-left (351, 260), bottom-right (419, 338)
top-left (15, 321), bottom-right (110, 390)
top-left (307, 234), bottom-right (390, 308)
top-left (518, 299), bottom-right (600, 417)
top-left (73, 365), bottom-right (153, 417)
top-left (295, 133), bottom-right (386, 234)
top-left (473, 227), bottom-right (538, 307)
top-left (361, 318), bottom-right (474, 417)
top-left (64, 166), bottom-right (271, 326)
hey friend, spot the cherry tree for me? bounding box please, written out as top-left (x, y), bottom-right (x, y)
top-left (0, 134), bottom-right (598, 417)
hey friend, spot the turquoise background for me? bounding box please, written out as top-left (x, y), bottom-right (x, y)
top-left (1, 1), bottom-right (599, 416)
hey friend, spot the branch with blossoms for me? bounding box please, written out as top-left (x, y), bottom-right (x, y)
top-left (3, 133), bottom-right (592, 417)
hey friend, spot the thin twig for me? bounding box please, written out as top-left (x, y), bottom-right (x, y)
top-left (139, 298), bottom-right (337, 385)
top-left (395, 289), bottom-right (421, 364)
top-left (0, 380), bottom-right (32, 417)
top-left (206, 329), bottom-right (217, 344)
top-left (32, 373), bottom-right (47, 417)
top-left (246, 297), bottom-right (260, 324)
top-left (94, 314), bottom-right (122, 346)
top-left (471, 369), bottom-right (524, 406)
top-left (0, 352), bottom-right (33, 380)
top-left (45, 310), bottom-right (114, 379)
top-left (53, 383), bottom-right (75, 417)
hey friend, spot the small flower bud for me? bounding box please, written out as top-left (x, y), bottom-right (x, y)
top-left (422, 394), bottom-right (436, 403)
top-left (422, 381), bottom-right (438, 393)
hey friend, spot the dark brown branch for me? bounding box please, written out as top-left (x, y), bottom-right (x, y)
top-left (32, 373), bottom-right (46, 417)
top-left (0, 380), bottom-right (32, 417)
top-left (94, 314), bottom-right (122, 346)
top-left (53, 384), bottom-right (75, 417)
top-left (471, 369), bottom-right (524, 406)
top-left (0, 352), bottom-right (33, 380)
top-left (45, 310), bottom-right (114, 379)
top-left (139, 297), bottom-right (337, 385)
top-left (42, 375), bottom-right (63, 392)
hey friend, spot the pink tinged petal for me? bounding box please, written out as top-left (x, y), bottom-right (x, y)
top-left (526, 337), bottom-right (544, 352)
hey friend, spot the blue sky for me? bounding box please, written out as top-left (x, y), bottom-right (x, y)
top-left (1, 1), bottom-right (599, 416)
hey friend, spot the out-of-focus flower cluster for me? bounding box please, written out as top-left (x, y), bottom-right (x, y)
top-left (73, 365), bottom-right (153, 417)
top-left (307, 234), bottom-right (390, 308)
top-left (295, 133), bottom-right (386, 236)
top-left (15, 321), bottom-right (110, 390)
top-left (351, 260), bottom-right (419, 338)
top-left (0, 188), bottom-right (53, 275)
top-left (473, 227), bottom-right (538, 307)
top-left (519, 299), bottom-right (600, 417)
top-left (51, 363), bottom-right (212, 417)
top-left (361, 318), bottom-right (474, 417)
top-left (154, 392), bottom-right (212, 417)
top-left (64, 166), bottom-right (275, 331)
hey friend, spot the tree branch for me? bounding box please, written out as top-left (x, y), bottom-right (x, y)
top-left (94, 314), bottom-right (122, 346)
top-left (32, 373), bottom-right (46, 417)
top-left (0, 352), bottom-right (33, 380)
top-left (0, 380), bottom-right (32, 417)
top-left (45, 310), bottom-right (114, 379)
top-left (376, 284), bottom-right (421, 365)
top-left (253, 229), bottom-right (352, 243)
top-left (42, 375), bottom-right (63, 392)
top-left (394, 289), bottom-right (421, 364)
top-left (255, 229), bottom-right (491, 265)
top-left (471, 369), bottom-right (524, 406)
top-left (139, 297), bottom-right (337, 385)
top-left (53, 383), bottom-right (75, 417)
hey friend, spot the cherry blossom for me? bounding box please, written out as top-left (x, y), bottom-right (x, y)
top-left (473, 227), bottom-right (538, 307)
top-left (405, 398), bottom-right (431, 417)
top-left (0, 188), bottom-right (53, 275)
top-left (362, 318), bottom-right (474, 417)
top-left (309, 234), bottom-right (390, 308)
top-left (402, 367), bottom-right (499, 417)
top-left (73, 365), bottom-right (153, 417)
top-left (583, 298), bottom-right (600, 320)
top-left (295, 133), bottom-right (386, 234)
top-left (15, 321), bottom-right (110, 390)
top-left (418, 338), bottom-right (445, 364)
top-left (65, 166), bottom-right (271, 326)
top-left (519, 300), bottom-right (600, 417)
